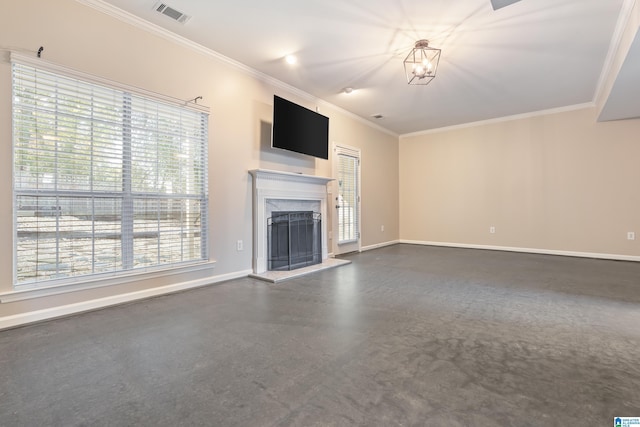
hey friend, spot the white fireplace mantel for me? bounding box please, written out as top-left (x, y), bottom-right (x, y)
top-left (249, 169), bottom-right (333, 275)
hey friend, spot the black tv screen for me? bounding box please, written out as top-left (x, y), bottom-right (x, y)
top-left (272, 95), bottom-right (329, 160)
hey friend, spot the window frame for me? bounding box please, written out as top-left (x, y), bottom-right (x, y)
top-left (11, 53), bottom-right (210, 291)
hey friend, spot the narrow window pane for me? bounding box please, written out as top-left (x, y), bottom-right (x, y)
top-left (337, 154), bottom-right (358, 244)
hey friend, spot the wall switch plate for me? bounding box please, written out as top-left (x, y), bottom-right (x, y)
top-left (237, 240), bottom-right (243, 251)
top-left (628, 232), bottom-right (636, 241)
top-left (381, 225), bottom-right (385, 232)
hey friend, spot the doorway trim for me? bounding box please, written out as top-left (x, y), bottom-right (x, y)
top-left (332, 143), bottom-right (361, 255)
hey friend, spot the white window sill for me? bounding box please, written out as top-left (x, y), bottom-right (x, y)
top-left (0, 261), bottom-right (216, 303)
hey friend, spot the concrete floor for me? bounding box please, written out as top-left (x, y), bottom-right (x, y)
top-left (1, 244), bottom-right (639, 426)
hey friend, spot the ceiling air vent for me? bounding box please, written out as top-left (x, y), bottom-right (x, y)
top-left (154, 2), bottom-right (191, 23)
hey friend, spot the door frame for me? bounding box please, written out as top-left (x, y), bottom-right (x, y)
top-left (332, 143), bottom-right (361, 256)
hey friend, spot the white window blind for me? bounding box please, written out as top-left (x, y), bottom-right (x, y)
top-left (12, 62), bottom-right (208, 287)
top-left (337, 152), bottom-right (359, 244)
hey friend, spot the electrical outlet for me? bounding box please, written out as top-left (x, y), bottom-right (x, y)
top-left (628, 232), bottom-right (636, 241)
top-left (489, 226), bottom-right (496, 234)
top-left (236, 240), bottom-right (243, 251)
top-left (381, 225), bottom-right (385, 232)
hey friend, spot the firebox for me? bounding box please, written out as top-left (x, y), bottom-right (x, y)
top-left (267, 211), bottom-right (322, 271)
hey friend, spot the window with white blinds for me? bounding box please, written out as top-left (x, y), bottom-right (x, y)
top-left (337, 152), bottom-right (359, 244)
top-left (12, 62), bottom-right (208, 287)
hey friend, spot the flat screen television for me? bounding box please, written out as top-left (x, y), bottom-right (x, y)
top-left (272, 95), bottom-right (329, 160)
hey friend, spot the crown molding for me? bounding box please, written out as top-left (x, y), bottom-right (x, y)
top-left (75, 0), bottom-right (398, 138)
top-left (75, 0), bottom-right (302, 94)
top-left (593, 0), bottom-right (638, 106)
top-left (400, 102), bottom-right (595, 138)
top-left (316, 99), bottom-right (398, 138)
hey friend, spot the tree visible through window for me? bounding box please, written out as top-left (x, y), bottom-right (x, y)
top-left (12, 62), bottom-right (208, 286)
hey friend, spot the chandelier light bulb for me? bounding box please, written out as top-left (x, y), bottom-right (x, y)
top-left (403, 39), bottom-right (441, 85)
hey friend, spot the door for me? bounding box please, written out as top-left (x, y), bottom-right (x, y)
top-left (332, 144), bottom-right (361, 255)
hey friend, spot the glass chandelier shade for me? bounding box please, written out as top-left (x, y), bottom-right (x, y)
top-left (403, 40), bottom-right (441, 85)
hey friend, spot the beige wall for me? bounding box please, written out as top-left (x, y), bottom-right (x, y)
top-left (0, 0), bottom-right (399, 321)
top-left (400, 107), bottom-right (640, 258)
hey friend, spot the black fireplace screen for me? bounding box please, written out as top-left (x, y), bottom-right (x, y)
top-left (268, 211), bottom-right (321, 271)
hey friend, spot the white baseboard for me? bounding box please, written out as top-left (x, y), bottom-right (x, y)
top-left (361, 240), bottom-right (401, 252)
top-left (400, 240), bottom-right (640, 262)
top-left (0, 269), bottom-right (252, 331)
top-left (4, 240), bottom-right (635, 330)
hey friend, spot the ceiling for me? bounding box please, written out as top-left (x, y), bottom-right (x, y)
top-left (96, 0), bottom-right (638, 135)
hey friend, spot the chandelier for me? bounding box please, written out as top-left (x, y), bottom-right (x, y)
top-left (403, 40), bottom-right (441, 85)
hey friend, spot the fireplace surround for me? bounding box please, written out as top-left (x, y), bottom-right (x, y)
top-left (249, 169), bottom-right (333, 276)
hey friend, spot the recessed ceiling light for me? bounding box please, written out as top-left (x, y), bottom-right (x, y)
top-left (343, 87), bottom-right (354, 94)
top-left (371, 114), bottom-right (384, 119)
top-left (285, 55), bottom-right (297, 65)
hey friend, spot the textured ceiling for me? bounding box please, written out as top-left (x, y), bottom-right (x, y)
top-left (94, 0), bottom-right (636, 135)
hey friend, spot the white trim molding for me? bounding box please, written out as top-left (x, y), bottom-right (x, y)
top-left (332, 143), bottom-right (362, 255)
top-left (400, 240), bottom-right (640, 263)
top-left (400, 103), bottom-right (595, 138)
top-left (0, 269), bottom-right (252, 331)
top-left (0, 262), bottom-right (217, 304)
top-left (75, 0), bottom-right (397, 137)
top-left (593, 0), bottom-right (638, 108)
top-left (361, 240), bottom-right (401, 253)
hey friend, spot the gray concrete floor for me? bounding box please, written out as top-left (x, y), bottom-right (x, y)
top-left (1, 244), bottom-right (639, 426)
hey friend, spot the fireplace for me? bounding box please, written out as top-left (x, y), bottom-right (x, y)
top-left (249, 169), bottom-right (332, 275)
top-left (268, 211), bottom-right (321, 271)
top-left (249, 169), bottom-right (352, 282)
